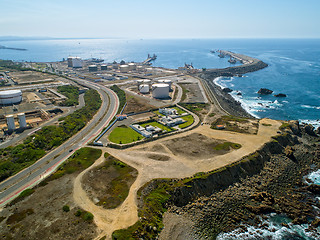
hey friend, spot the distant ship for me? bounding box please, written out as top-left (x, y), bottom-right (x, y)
top-left (89, 58), bottom-right (104, 63)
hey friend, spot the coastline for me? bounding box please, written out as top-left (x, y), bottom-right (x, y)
top-left (195, 51), bottom-right (268, 118)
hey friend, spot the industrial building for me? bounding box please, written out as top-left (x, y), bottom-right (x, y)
top-left (0, 90), bottom-right (22, 105)
top-left (67, 57), bottom-right (82, 68)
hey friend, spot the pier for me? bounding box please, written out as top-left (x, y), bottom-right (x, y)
top-left (142, 54), bottom-right (157, 65)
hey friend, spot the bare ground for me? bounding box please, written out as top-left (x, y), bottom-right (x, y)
top-left (0, 174), bottom-right (98, 240)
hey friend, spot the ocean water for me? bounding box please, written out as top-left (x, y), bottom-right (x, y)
top-left (1, 38), bottom-right (320, 239)
top-left (1, 38), bottom-right (319, 127)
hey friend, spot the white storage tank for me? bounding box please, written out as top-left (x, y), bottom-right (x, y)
top-left (136, 80), bottom-right (144, 86)
top-left (139, 84), bottom-right (150, 94)
top-left (0, 90), bottom-right (22, 105)
top-left (88, 65), bottom-right (98, 72)
top-left (101, 65), bottom-right (108, 70)
top-left (120, 65), bottom-right (129, 73)
top-left (164, 80), bottom-right (172, 88)
top-left (18, 113), bottom-right (27, 128)
top-left (152, 83), bottom-right (170, 99)
top-left (6, 115), bottom-right (15, 131)
top-left (128, 63), bottom-right (136, 71)
top-left (143, 79), bottom-right (151, 85)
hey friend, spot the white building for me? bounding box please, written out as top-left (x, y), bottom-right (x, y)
top-left (130, 124), bottom-right (152, 138)
top-left (161, 116), bottom-right (185, 127)
top-left (67, 57), bottom-right (82, 68)
top-left (159, 108), bottom-right (178, 116)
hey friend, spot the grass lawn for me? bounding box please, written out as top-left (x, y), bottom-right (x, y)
top-left (179, 115), bottom-right (194, 129)
top-left (109, 126), bottom-right (143, 144)
top-left (140, 121), bottom-right (173, 132)
top-left (153, 110), bottom-right (165, 116)
top-left (172, 106), bottom-right (186, 115)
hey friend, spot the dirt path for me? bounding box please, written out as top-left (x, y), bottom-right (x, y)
top-left (74, 118), bottom-right (280, 239)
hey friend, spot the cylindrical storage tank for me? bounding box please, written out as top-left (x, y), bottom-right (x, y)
top-left (88, 65), bottom-right (98, 72)
top-left (143, 79), bottom-right (151, 85)
top-left (0, 90), bottom-right (22, 105)
top-left (6, 115), bottom-right (15, 131)
top-left (164, 80), bottom-right (172, 88)
top-left (139, 84), bottom-right (150, 94)
top-left (128, 63), bottom-right (136, 71)
top-left (157, 79), bottom-right (165, 83)
top-left (136, 66), bottom-right (143, 71)
top-left (101, 65), bottom-right (108, 70)
top-left (18, 113), bottom-right (27, 128)
top-left (136, 80), bottom-right (144, 86)
top-left (152, 83), bottom-right (169, 99)
top-left (120, 65), bottom-right (129, 73)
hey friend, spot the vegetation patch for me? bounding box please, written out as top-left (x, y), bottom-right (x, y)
top-left (178, 83), bottom-right (189, 102)
top-left (82, 153), bottom-right (138, 209)
top-left (9, 189), bottom-right (35, 206)
top-left (279, 122), bottom-right (290, 130)
top-left (110, 85), bottom-right (126, 113)
top-left (44, 147), bottom-right (102, 183)
top-left (179, 103), bottom-right (208, 113)
top-left (262, 123), bottom-right (272, 126)
top-left (0, 89), bottom-right (101, 182)
top-left (109, 126), bottom-right (144, 144)
top-left (178, 115), bottom-right (194, 129)
top-left (172, 106), bottom-right (186, 115)
top-left (140, 121), bottom-right (173, 132)
top-left (211, 115), bottom-right (258, 134)
top-left (57, 85), bottom-right (79, 106)
top-left (213, 142), bottom-right (242, 151)
top-left (6, 208), bottom-right (34, 225)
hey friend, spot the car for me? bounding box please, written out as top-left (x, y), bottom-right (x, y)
top-left (69, 149), bottom-right (73, 152)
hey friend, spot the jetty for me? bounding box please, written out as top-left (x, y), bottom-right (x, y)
top-left (142, 54), bottom-right (157, 65)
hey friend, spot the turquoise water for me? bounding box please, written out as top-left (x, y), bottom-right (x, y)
top-left (1, 38), bottom-right (319, 127)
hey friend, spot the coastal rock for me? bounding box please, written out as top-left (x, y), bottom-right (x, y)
top-left (305, 184), bottom-right (320, 194)
top-left (289, 121), bottom-right (301, 136)
top-left (274, 93), bottom-right (287, 97)
top-left (222, 88), bottom-right (233, 93)
top-left (250, 192), bottom-right (275, 205)
top-left (304, 124), bottom-right (317, 136)
top-left (284, 146), bottom-right (296, 161)
top-left (236, 92), bottom-right (242, 96)
top-left (258, 88), bottom-right (273, 95)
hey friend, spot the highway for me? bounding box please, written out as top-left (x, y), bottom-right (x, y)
top-left (0, 78), bottom-right (119, 207)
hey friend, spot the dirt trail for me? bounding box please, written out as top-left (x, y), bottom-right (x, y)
top-left (74, 118), bottom-right (281, 239)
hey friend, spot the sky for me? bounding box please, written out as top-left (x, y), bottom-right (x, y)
top-left (0, 0), bottom-right (320, 39)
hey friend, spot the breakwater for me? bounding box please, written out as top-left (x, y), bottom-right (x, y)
top-left (196, 51), bottom-right (268, 118)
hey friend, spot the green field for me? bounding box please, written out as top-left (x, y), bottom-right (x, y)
top-left (178, 115), bottom-right (194, 129)
top-left (109, 126), bottom-right (143, 144)
top-left (172, 107), bottom-right (186, 115)
top-left (153, 110), bottom-right (165, 116)
top-left (140, 121), bottom-right (173, 132)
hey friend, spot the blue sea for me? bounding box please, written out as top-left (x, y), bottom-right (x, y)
top-left (1, 38), bottom-right (319, 127)
top-left (1, 38), bottom-right (320, 239)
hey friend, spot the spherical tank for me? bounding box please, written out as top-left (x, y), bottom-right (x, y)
top-left (152, 83), bottom-right (169, 99)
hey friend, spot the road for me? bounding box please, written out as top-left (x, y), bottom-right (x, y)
top-left (0, 79), bottom-right (119, 207)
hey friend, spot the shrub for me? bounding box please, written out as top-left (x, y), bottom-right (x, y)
top-left (62, 205), bottom-right (70, 212)
top-left (75, 209), bottom-right (82, 217)
top-left (83, 212), bottom-right (94, 221)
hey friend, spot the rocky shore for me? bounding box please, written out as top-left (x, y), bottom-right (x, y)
top-left (195, 52), bottom-right (268, 118)
top-left (160, 122), bottom-right (320, 239)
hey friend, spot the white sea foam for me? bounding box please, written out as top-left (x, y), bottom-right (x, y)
top-left (299, 119), bottom-right (320, 129)
top-left (217, 215), bottom-right (320, 240)
top-left (301, 105), bottom-right (320, 110)
top-left (306, 169), bottom-right (320, 185)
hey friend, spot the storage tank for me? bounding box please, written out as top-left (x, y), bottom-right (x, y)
top-left (101, 65), bottom-right (108, 70)
top-left (18, 113), bottom-right (27, 128)
top-left (139, 84), bottom-right (150, 94)
top-left (128, 63), bottom-right (136, 71)
top-left (152, 83), bottom-right (169, 99)
top-left (88, 65), bottom-right (98, 72)
top-left (120, 65), bottom-right (129, 73)
top-left (143, 79), bottom-right (151, 85)
top-left (6, 115), bottom-right (15, 131)
top-left (164, 80), bottom-right (172, 88)
top-left (136, 80), bottom-right (144, 86)
top-left (0, 90), bottom-right (22, 105)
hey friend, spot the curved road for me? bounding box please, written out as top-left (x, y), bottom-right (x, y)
top-left (0, 79), bottom-right (119, 207)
